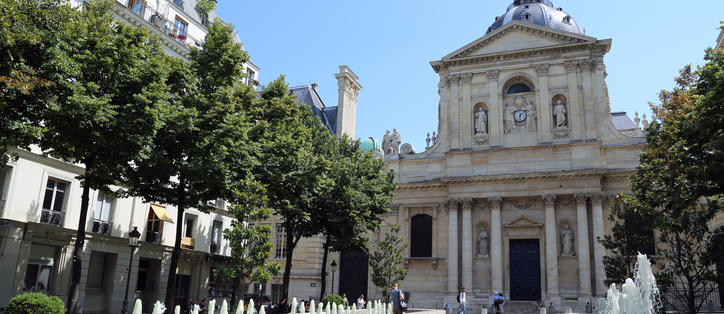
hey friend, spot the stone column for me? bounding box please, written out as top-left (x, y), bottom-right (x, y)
top-left (487, 70), bottom-right (501, 146)
top-left (564, 61), bottom-right (582, 140)
top-left (575, 193), bottom-right (592, 299)
top-left (536, 64), bottom-right (551, 143)
top-left (448, 199), bottom-right (459, 292)
top-left (461, 73), bottom-right (474, 148)
top-left (449, 75), bottom-right (461, 150)
top-left (590, 193), bottom-right (607, 296)
top-left (461, 198), bottom-right (473, 290)
top-left (489, 196), bottom-right (503, 291)
top-left (543, 194), bottom-right (561, 305)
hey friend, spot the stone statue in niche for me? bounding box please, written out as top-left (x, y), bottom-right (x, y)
top-left (561, 223), bottom-right (574, 256)
top-left (477, 227), bottom-right (489, 257)
top-left (474, 109), bottom-right (488, 134)
top-left (553, 99), bottom-right (568, 128)
top-left (504, 96), bottom-right (537, 134)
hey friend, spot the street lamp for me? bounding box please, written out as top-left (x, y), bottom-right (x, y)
top-left (330, 260), bottom-right (337, 295)
top-left (122, 227), bottom-right (141, 314)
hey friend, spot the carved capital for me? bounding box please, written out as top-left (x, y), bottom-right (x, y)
top-left (488, 196), bottom-right (502, 210)
top-left (448, 74), bottom-right (461, 86)
top-left (588, 192), bottom-right (603, 205)
top-left (438, 78), bottom-right (449, 89)
top-left (448, 199), bottom-right (459, 211)
top-left (563, 60), bottom-right (578, 72)
top-left (461, 73), bottom-right (473, 84)
top-left (542, 193), bottom-right (557, 208)
top-left (462, 198), bottom-right (472, 210)
top-left (535, 64), bottom-right (549, 76)
top-left (574, 193), bottom-right (588, 205)
top-left (486, 70), bottom-right (500, 80)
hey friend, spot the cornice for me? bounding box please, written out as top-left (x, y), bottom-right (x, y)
top-left (440, 169), bottom-right (608, 185)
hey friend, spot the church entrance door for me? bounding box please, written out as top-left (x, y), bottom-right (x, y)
top-left (509, 239), bottom-right (541, 301)
top-left (339, 249), bottom-right (368, 301)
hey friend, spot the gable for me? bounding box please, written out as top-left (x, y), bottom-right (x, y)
top-left (505, 215), bottom-right (542, 228)
top-left (444, 22), bottom-right (595, 60)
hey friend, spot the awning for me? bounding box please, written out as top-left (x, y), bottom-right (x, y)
top-left (150, 204), bottom-right (174, 223)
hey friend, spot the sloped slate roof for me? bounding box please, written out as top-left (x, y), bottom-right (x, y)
top-left (611, 112), bottom-right (637, 130)
top-left (289, 85), bottom-right (337, 134)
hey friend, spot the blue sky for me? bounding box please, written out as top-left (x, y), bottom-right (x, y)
top-left (218, 0), bottom-right (723, 149)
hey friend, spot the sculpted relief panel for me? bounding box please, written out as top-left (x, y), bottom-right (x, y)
top-left (504, 96), bottom-right (537, 134)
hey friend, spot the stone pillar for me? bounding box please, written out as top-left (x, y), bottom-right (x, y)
top-left (449, 75), bottom-right (461, 150)
top-left (489, 196), bottom-right (503, 291)
top-left (536, 64), bottom-right (551, 143)
top-left (564, 61), bottom-right (582, 140)
top-left (461, 73), bottom-right (474, 148)
top-left (543, 194), bottom-right (561, 305)
top-left (487, 70), bottom-right (501, 146)
top-left (448, 199), bottom-right (459, 292)
top-left (461, 198), bottom-right (473, 290)
top-left (590, 193), bottom-right (607, 296)
top-left (574, 193), bottom-right (592, 299)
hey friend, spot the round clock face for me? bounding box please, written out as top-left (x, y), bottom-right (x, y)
top-left (514, 110), bottom-right (527, 122)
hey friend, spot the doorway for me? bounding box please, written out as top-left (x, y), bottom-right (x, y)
top-left (509, 239), bottom-right (541, 301)
top-left (339, 250), bottom-right (368, 302)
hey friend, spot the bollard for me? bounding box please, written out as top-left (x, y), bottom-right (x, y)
top-left (539, 307), bottom-right (546, 314)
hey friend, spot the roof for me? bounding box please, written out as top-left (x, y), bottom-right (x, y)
top-left (289, 85), bottom-right (338, 134)
top-left (611, 112), bottom-right (637, 130)
top-left (487, 0), bottom-right (583, 35)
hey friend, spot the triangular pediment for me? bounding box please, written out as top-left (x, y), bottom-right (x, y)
top-left (443, 21), bottom-right (596, 60)
top-left (505, 215), bottom-right (543, 228)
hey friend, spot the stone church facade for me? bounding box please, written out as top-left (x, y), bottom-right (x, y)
top-left (378, 0), bottom-right (646, 310)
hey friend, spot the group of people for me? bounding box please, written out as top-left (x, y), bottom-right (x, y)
top-left (455, 287), bottom-right (505, 314)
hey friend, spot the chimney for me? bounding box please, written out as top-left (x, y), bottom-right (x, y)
top-left (334, 65), bottom-right (362, 138)
top-left (311, 83), bottom-right (318, 92)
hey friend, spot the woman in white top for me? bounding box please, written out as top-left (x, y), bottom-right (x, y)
top-left (357, 294), bottom-right (366, 309)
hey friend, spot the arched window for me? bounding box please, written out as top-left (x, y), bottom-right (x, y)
top-left (507, 83), bottom-right (532, 94)
top-left (410, 214), bottom-right (433, 257)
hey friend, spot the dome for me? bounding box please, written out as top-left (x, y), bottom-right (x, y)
top-left (360, 137), bottom-right (383, 156)
top-left (487, 0), bottom-right (583, 35)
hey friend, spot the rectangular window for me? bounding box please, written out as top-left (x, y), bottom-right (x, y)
top-left (40, 178), bottom-right (67, 225)
top-left (24, 244), bottom-right (57, 292)
top-left (92, 192), bottom-right (114, 235)
top-left (145, 208), bottom-right (164, 243)
top-left (247, 69), bottom-right (256, 86)
top-left (172, 0), bottom-right (183, 8)
top-left (211, 220), bottom-right (222, 254)
top-left (275, 224), bottom-right (287, 259)
top-left (86, 252), bottom-right (107, 289)
top-left (0, 167), bottom-right (10, 211)
top-left (184, 214), bottom-right (196, 238)
top-left (173, 17), bottom-right (187, 38)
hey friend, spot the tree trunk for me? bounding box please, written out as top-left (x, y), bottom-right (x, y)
top-left (67, 158), bottom-right (94, 313)
top-left (319, 237), bottom-right (330, 300)
top-left (165, 175), bottom-right (186, 313)
top-left (282, 223), bottom-right (297, 301)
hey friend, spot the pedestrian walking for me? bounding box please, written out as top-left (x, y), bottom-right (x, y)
top-left (389, 283), bottom-right (405, 314)
top-left (492, 291), bottom-right (499, 313)
top-left (456, 287), bottom-right (467, 314)
top-left (497, 293), bottom-right (505, 314)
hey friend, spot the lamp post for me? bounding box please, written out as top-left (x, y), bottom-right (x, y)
top-left (122, 227), bottom-right (141, 314)
top-left (330, 260), bottom-right (337, 295)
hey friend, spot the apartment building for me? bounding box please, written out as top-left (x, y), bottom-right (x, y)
top-left (0, 1), bottom-right (258, 312)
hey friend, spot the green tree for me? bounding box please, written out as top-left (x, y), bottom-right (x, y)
top-left (315, 136), bottom-right (396, 300)
top-left (241, 77), bottom-right (333, 300)
top-left (628, 49), bottom-right (724, 313)
top-left (0, 0), bottom-right (75, 164)
top-left (32, 1), bottom-right (170, 311)
top-left (600, 194), bottom-right (657, 287)
top-left (124, 20), bottom-right (251, 311)
top-left (369, 224), bottom-right (408, 303)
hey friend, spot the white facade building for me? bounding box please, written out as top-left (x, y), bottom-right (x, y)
top-left (0, 1), bottom-right (258, 313)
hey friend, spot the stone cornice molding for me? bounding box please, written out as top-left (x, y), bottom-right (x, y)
top-left (535, 64), bottom-right (550, 76)
top-left (444, 22), bottom-right (598, 60)
top-left (543, 193), bottom-right (557, 207)
top-left (396, 182), bottom-right (446, 191)
top-left (439, 169), bottom-right (608, 185)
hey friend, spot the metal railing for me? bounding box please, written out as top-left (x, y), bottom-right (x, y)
top-left (92, 219), bottom-right (112, 235)
top-left (145, 231), bottom-right (161, 244)
top-left (122, 0), bottom-right (204, 49)
top-left (661, 287), bottom-right (723, 312)
top-left (40, 209), bottom-right (64, 226)
top-left (210, 242), bottom-right (219, 254)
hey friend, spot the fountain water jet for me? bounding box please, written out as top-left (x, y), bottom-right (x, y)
top-left (597, 253), bottom-right (661, 314)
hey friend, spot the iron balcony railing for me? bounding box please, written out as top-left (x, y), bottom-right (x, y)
top-left (124, 0), bottom-right (204, 49)
top-left (92, 219), bottom-right (112, 235)
top-left (40, 209), bottom-right (64, 226)
top-left (145, 231), bottom-right (162, 244)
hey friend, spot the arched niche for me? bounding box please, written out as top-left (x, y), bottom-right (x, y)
top-left (473, 102), bottom-right (489, 136)
top-left (551, 94), bottom-right (569, 129)
top-left (502, 77), bottom-right (535, 95)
